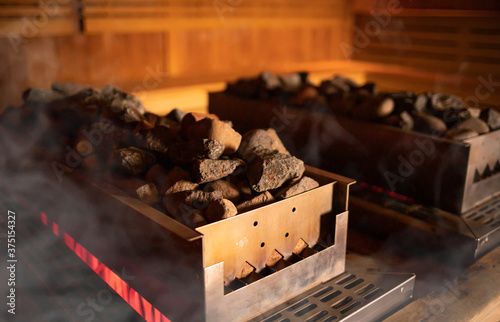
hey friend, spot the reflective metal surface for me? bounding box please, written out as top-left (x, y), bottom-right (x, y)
top-left (250, 270), bottom-right (415, 322)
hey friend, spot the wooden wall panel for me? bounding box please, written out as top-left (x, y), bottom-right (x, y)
top-left (0, 0), bottom-right (351, 111)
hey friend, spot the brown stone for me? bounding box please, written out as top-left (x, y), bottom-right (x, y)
top-left (184, 190), bottom-right (224, 210)
top-left (192, 159), bottom-right (245, 184)
top-left (168, 139), bottom-right (224, 165)
top-left (246, 150), bottom-right (304, 192)
top-left (276, 176), bottom-right (319, 199)
top-left (160, 166), bottom-right (192, 195)
top-left (109, 147), bottom-right (156, 175)
top-left (237, 180), bottom-right (253, 200)
top-left (205, 180), bottom-right (241, 203)
top-left (292, 238), bottom-right (308, 255)
top-left (186, 118), bottom-right (242, 155)
top-left (266, 250), bottom-right (283, 267)
top-left (236, 262), bottom-right (255, 279)
top-left (237, 191), bottom-right (275, 213)
top-left (180, 112), bottom-right (219, 138)
top-left (145, 164), bottom-right (168, 191)
top-left (165, 180), bottom-right (199, 194)
top-left (205, 199), bottom-right (238, 223)
top-left (237, 128), bottom-right (289, 159)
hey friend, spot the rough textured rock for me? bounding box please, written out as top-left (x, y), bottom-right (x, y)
top-left (237, 128), bottom-right (289, 159)
top-left (280, 73), bottom-right (302, 92)
top-left (291, 86), bottom-right (319, 106)
top-left (101, 84), bottom-right (145, 123)
top-left (182, 209), bottom-right (207, 229)
top-left (109, 147), bottom-right (156, 175)
top-left (186, 118), bottom-right (242, 155)
top-left (192, 159), bottom-right (245, 184)
top-left (236, 191), bottom-right (275, 213)
top-left (446, 128), bottom-right (479, 141)
top-left (180, 112), bottom-right (219, 138)
top-left (205, 180), bottom-right (241, 203)
top-left (412, 112), bottom-right (447, 135)
top-left (184, 190), bottom-right (224, 210)
top-left (145, 164), bottom-right (168, 190)
top-left (168, 139), bottom-right (224, 165)
top-left (276, 176), bottom-right (319, 199)
top-left (480, 108), bottom-right (500, 131)
top-left (135, 183), bottom-right (159, 205)
top-left (237, 180), bottom-right (253, 200)
top-left (134, 127), bottom-right (179, 162)
top-left (166, 108), bottom-right (187, 123)
top-left (260, 71), bottom-right (281, 90)
top-left (163, 190), bottom-right (222, 218)
top-left (292, 239), bottom-right (308, 255)
top-left (165, 180), bottom-right (199, 194)
top-left (266, 250), bottom-right (283, 267)
top-left (51, 82), bottom-right (91, 97)
top-left (246, 150), bottom-right (305, 192)
top-left (455, 117), bottom-right (490, 135)
top-left (429, 92), bottom-right (463, 111)
top-left (160, 166), bottom-right (192, 195)
top-left (205, 199), bottom-right (238, 223)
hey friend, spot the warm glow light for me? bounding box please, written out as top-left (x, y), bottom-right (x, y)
top-left (41, 212), bottom-right (171, 322)
top-left (360, 182), bottom-right (415, 203)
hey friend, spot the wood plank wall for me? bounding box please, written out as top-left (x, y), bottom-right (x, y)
top-left (351, 0), bottom-right (500, 106)
top-left (0, 0), bottom-right (352, 110)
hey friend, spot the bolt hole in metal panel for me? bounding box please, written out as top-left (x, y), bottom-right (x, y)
top-left (251, 271), bottom-right (415, 322)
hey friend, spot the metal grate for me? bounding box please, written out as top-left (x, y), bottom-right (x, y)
top-left (251, 271), bottom-right (415, 322)
top-left (461, 194), bottom-right (500, 257)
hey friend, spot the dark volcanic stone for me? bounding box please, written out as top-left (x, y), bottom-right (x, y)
top-left (246, 149), bottom-right (305, 192)
top-left (168, 139), bottom-right (224, 165)
top-left (412, 112), bottom-right (447, 135)
top-left (192, 159), bottom-right (245, 184)
top-left (109, 147), bottom-right (156, 175)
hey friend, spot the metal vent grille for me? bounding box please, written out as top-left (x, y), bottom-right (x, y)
top-left (463, 194), bottom-right (500, 231)
top-left (251, 271), bottom-right (415, 322)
